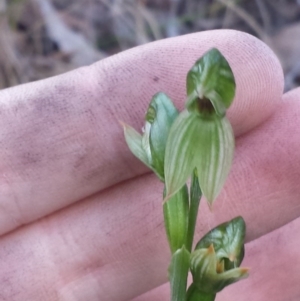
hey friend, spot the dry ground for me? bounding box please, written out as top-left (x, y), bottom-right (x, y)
top-left (2, 0), bottom-right (300, 90)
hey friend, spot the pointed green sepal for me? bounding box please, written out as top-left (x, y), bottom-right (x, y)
top-left (195, 115), bottom-right (234, 205)
top-left (122, 123), bottom-right (152, 169)
top-left (186, 48), bottom-right (235, 117)
top-left (164, 110), bottom-right (199, 199)
top-left (190, 245), bottom-right (249, 294)
top-left (168, 245), bottom-right (190, 301)
top-left (195, 216), bottom-right (246, 269)
top-left (146, 92), bottom-right (179, 179)
top-left (164, 111), bottom-right (234, 206)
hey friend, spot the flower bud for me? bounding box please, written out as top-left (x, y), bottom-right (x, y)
top-left (190, 245), bottom-right (248, 294)
top-left (195, 216), bottom-right (246, 269)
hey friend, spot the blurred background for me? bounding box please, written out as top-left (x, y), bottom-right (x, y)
top-left (2, 0), bottom-right (300, 91)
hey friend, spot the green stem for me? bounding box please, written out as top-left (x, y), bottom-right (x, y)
top-left (163, 185), bottom-right (189, 254)
top-left (163, 185), bottom-right (190, 301)
top-left (186, 169), bottom-right (202, 252)
top-left (186, 283), bottom-right (216, 301)
top-left (164, 171), bottom-right (202, 301)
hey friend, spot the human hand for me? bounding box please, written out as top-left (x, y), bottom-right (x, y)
top-left (0, 30), bottom-right (298, 301)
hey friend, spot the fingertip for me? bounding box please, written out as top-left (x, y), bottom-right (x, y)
top-left (222, 31), bottom-right (284, 136)
top-left (92, 30), bottom-right (284, 137)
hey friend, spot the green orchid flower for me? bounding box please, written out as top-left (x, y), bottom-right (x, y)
top-left (164, 48), bottom-right (235, 206)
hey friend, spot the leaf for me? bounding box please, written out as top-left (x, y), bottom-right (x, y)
top-left (122, 123), bottom-right (152, 169)
top-left (195, 217), bottom-right (246, 269)
top-left (190, 245), bottom-right (248, 294)
top-left (146, 92), bottom-right (179, 180)
top-left (168, 246), bottom-right (190, 301)
top-left (163, 184), bottom-right (189, 254)
top-left (186, 48), bottom-right (235, 117)
top-left (186, 283), bottom-right (216, 301)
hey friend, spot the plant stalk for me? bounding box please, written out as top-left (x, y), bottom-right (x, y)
top-left (186, 170), bottom-right (202, 252)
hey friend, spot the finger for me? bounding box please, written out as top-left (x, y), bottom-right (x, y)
top-left (1, 163), bottom-right (299, 301)
top-left (1, 88), bottom-right (300, 300)
top-left (0, 30), bottom-right (283, 235)
top-left (132, 217), bottom-right (300, 301)
top-left (218, 217), bottom-right (300, 300)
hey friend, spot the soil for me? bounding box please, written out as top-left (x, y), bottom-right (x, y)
top-left (2, 0), bottom-right (300, 90)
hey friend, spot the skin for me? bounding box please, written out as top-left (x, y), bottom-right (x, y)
top-left (0, 29), bottom-right (299, 301)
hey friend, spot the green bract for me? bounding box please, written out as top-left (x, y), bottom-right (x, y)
top-left (168, 246), bottom-right (190, 301)
top-left (123, 92), bottom-right (178, 181)
top-left (195, 216), bottom-right (246, 269)
top-left (190, 245), bottom-right (248, 294)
